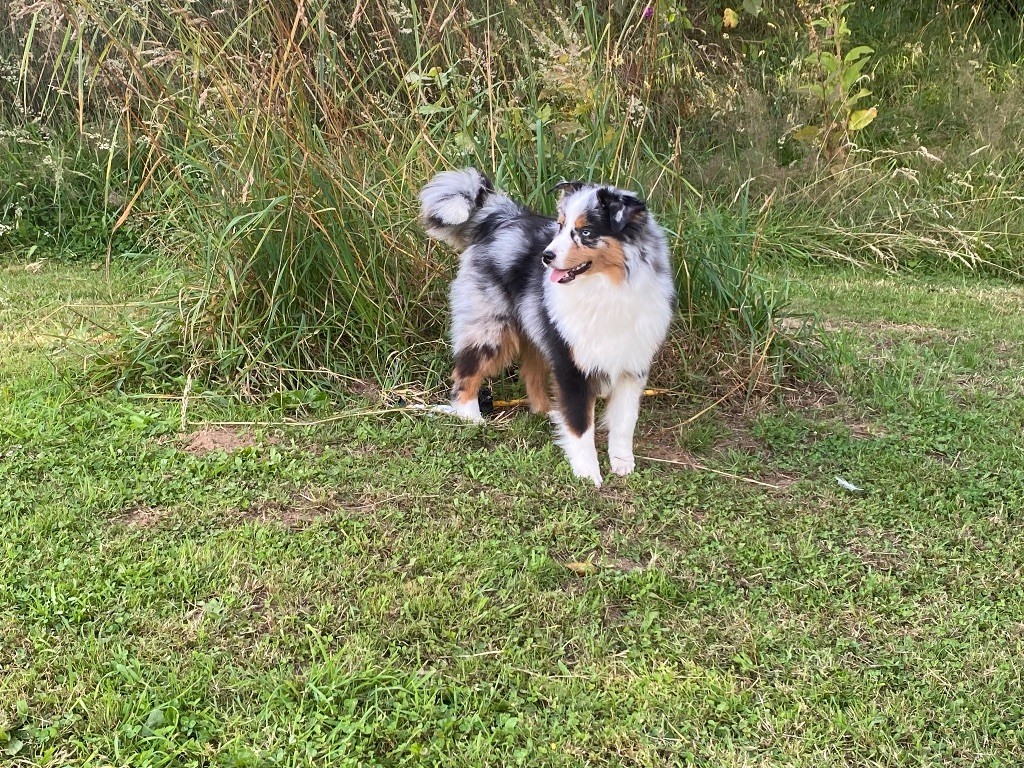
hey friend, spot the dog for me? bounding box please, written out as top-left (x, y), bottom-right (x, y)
top-left (419, 168), bottom-right (675, 486)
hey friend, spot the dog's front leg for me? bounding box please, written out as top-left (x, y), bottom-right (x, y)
top-left (605, 373), bottom-right (646, 476)
top-left (552, 370), bottom-right (601, 486)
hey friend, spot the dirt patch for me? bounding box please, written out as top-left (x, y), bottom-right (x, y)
top-left (602, 602), bottom-right (627, 628)
top-left (349, 378), bottom-right (382, 402)
top-left (713, 422), bottom-right (768, 456)
top-left (235, 498), bottom-right (332, 529)
top-left (638, 439), bottom-right (799, 491)
top-left (636, 391), bottom-right (828, 490)
top-left (233, 488), bottom-right (386, 529)
top-left (823, 318), bottom-right (955, 337)
top-left (637, 411), bottom-right (703, 458)
top-left (640, 397), bottom-right (775, 456)
top-left (114, 504), bottom-right (170, 528)
top-left (639, 440), bottom-right (701, 466)
top-left (181, 427), bottom-right (258, 456)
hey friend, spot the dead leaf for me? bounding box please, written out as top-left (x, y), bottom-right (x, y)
top-left (564, 561), bottom-right (599, 576)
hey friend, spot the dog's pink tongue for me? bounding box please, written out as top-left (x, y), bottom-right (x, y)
top-left (549, 268), bottom-right (569, 283)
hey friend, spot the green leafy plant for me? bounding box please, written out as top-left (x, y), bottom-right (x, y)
top-left (794, 1), bottom-right (878, 162)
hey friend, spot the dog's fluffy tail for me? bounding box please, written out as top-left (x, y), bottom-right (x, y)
top-left (419, 168), bottom-right (496, 249)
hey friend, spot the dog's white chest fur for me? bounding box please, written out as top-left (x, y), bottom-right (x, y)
top-left (546, 267), bottom-right (673, 378)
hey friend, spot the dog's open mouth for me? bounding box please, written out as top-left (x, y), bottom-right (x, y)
top-left (549, 261), bottom-right (593, 284)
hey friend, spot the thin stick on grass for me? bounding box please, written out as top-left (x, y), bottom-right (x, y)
top-left (636, 454), bottom-right (783, 489)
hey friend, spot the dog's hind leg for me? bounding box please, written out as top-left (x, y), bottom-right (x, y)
top-left (604, 373), bottom-right (646, 476)
top-left (451, 328), bottom-right (519, 422)
top-left (519, 337), bottom-right (552, 414)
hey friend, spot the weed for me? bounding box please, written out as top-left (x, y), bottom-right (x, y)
top-left (0, 125), bottom-right (143, 262)
top-left (793, 1), bottom-right (878, 162)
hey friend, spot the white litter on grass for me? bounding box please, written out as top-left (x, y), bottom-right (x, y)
top-left (836, 476), bottom-right (865, 493)
top-left (405, 403), bottom-right (456, 416)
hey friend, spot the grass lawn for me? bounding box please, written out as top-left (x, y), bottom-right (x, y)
top-left (2, 258), bottom-right (1023, 766)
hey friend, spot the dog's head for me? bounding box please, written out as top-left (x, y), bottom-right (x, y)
top-left (542, 182), bottom-right (648, 284)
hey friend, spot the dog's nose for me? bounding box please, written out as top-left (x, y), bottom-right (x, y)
top-left (541, 250), bottom-right (555, 265)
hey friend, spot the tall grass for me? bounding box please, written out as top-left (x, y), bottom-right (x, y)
top-left (1, 0), bottom-right (798, 395)
top-left (3, 0), bottom-right (1023, 395)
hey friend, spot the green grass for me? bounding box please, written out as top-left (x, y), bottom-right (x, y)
top-left (3, 259), bottom-right (1024, 766)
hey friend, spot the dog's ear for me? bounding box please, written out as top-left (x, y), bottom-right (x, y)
top-left (597, 188), bottom-right (646, 234)
top-left (550, 180), bottom-right (587, 201)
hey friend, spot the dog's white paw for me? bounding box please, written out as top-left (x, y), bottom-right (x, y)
top-left (571, 458), bottom-right (603, 487)
top-left (575, 468), bottom-right (603, 487)
top-left (451, 399), bottom-right (485, 423)
top-left (610, 455), bottom-right (635, 476)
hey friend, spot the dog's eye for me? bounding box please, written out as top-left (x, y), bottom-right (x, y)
top-left (579, 228), bottom-right (592, 238)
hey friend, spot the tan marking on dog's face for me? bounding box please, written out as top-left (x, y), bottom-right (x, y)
top-left (593, 237), bottom-right (627, 283)
top-left (562, 239), bottom-right (626, 284)
top-left (557, 214), bottom-right (565, 227)
top-left (574, 214), bottom-right (588, 230)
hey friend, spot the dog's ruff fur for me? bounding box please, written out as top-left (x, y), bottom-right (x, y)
top-left (419, 168), bottom-right (675, 486)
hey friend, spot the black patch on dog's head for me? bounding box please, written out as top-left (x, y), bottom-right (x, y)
top-left (550, 180), bottom-right (588, 202)
top-left (596, 187), bottom-right (647, 235)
